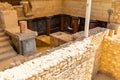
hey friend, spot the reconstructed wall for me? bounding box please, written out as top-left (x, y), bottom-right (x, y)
top-left (31, 0), bottom-right (63, 18)
top-left (99, 36), bottom-right (120, 80)
top-left (14, 0), bottom-right (120, 23)
top-left (63, 0), bottom-right (113, 22)
top-left (15, 0), bottom-right (63, 20)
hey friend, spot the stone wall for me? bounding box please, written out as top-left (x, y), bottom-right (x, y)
top-left (0, 37), bottom-right (95, 80)
top-left (31, 0), bottom-right (63, 18)
top-left (99, 36), bottom-right (120, 80)
top-left (14, 0), bottom-right (63, 20)
top-left (63, 0), bottom-right (113, 22)
top-left (73, 27), bottom-right (109, 79)
top-left (0, 27), bottom-right (109, 80)
top-left (14, 0), bottom-right (120, 23)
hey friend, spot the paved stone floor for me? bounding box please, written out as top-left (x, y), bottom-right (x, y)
top-left (93, 73), bottom-right (115, 80)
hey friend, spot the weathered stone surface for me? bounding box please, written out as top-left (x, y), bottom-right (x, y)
top-left (13, 0), bottom-right (120, 23)
top-left (0, 27), bottom-right (110, 80)
top-left (0, 36), bottom-right (96, 80)
top-left (0, 10), bottom-right (18, 29)
top-left (99, 37), bottom-right (120, 80)
top-left (0, 2), bottom-right (13, 11)
top-left (5, 27), bottom-right (37, 55)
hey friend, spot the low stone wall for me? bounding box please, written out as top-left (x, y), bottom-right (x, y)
top-left (73, 27), bottom-right (109, 79)
top-left (99, 37), bottom-right (120, 80)
top-left (0, 37), bottom-right (95, 80)
top-left (0, 27), bottom-right (109, 80)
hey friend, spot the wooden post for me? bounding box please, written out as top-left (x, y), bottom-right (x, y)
top-left (84, 0), bottom-right (92, 37)
top-left (61, 15), bottom-right (65, 31)
top-left (46, 16), bottom-right (52, 35)
top-left (72, 17), bottom-right (79, 33)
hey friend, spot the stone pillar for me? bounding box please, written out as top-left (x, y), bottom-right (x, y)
top-left (72, 17), bottom-right (79, 33)
top-left (19, 21), bottom-right (28, 33)
top-left (61, 15), bottom-right (65, 31)
top-left (46, 16), bottom-right (52, 35)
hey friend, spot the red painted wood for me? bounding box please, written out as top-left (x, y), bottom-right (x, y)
top-left (61, 16), bottom-right (64, 31)
top-left (73, 19), bottom-right (78, 33)
top-left (46, 18), bottom-right (51, 35)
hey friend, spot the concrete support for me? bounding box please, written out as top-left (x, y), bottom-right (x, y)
top-left (72, 17), bottom-right (79, 33)
top-left (84, 0), bottom-right (92, 37)
top-left (46, 16), bottom-right (52, 35)
top-left (61, 15), bottom-right (65, 31)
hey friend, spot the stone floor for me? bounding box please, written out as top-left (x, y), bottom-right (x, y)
top-left (93, 73), bottom-right (115, 80)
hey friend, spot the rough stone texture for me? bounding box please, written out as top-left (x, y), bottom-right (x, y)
top-left (0, 37), bottom-right (95, 80)
top-left (73, 27), bottom-right (108, 41)
top-left (0, 27), bottom-right (110, 80)
top-left (99, 36), bottom-right (120, 80)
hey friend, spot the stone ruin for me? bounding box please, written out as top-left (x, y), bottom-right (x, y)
top-left (0, 2), bottom-right (120, 80)
top-left (0, 2), bottom-right (13, 11)
top-left (0, 26), bottom-right (120, 80)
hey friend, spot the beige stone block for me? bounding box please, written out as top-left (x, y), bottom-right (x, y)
top-left (0, 10), bottom-right (18, 29)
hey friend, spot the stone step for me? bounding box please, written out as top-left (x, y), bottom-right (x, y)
top-left (0, 46), bottom-right (13, 54)
top-left (0, 55), bottom-right (26, 71)
top-left (0, 36), bottom-right (9, 42)
top-left (0, 41), bottom-right (10, 48)
top-left (0, 32), bottom-right (5, 36)
top-left (0, 50), bottom-right (17, 62)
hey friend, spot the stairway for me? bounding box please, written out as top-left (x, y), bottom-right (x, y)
top-left (0, 29), bottom-right (17, 62)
